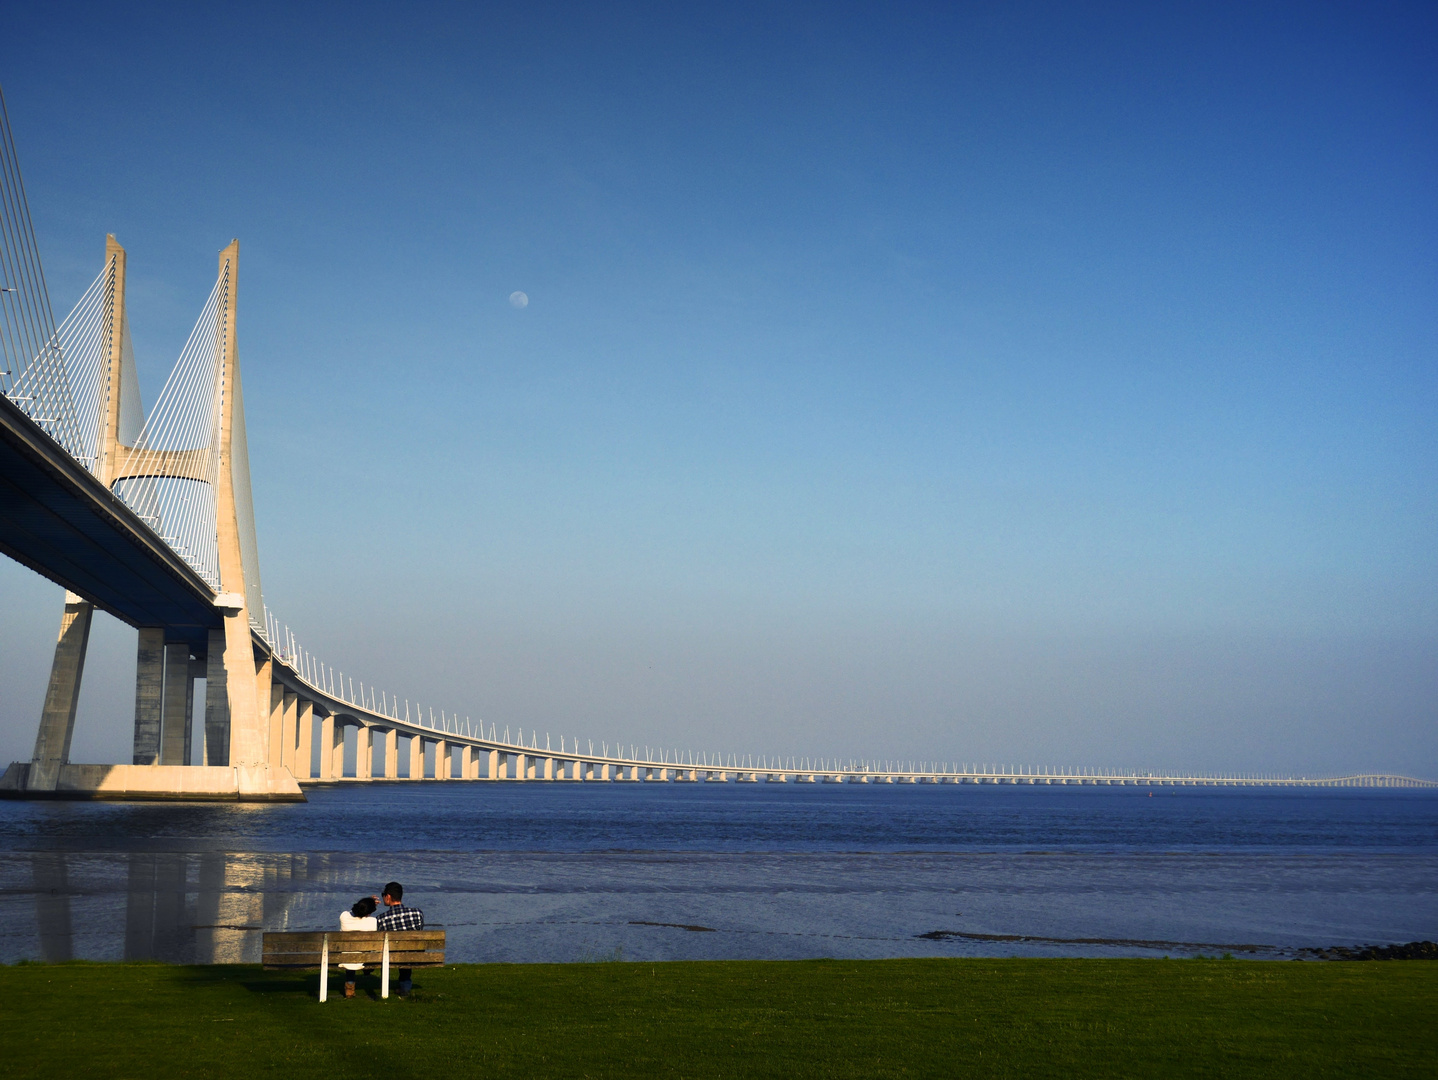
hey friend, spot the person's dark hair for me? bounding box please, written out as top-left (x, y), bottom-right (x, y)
top-left (383, 881), bottom-right (403, 902)
top-left (351, 896), bottom-right (377, 918)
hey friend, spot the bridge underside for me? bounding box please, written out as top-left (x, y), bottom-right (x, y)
top-left (0, 394), bottom-right (219, 650)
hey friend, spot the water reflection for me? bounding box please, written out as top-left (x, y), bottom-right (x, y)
top-left (22, 851), bottom-right (310, 964)
top-left (30, 853), bottom-right (72, 962)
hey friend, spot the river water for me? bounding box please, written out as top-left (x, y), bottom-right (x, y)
top-left (1, 782), bottom-right (1434, 963)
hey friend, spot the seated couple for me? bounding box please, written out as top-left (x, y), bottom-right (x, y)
top-left (337, 880), bottom-right (425, 998)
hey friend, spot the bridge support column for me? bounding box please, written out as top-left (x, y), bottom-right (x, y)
top-left (186, 658), bottom-right (204, 763)
top-left (408, 735), bottom-right (423, 779)
top-left (384, 729), bottom-right (398, 779)
top-left (318, 715), bottom-right (334, 778)
top-left (486, 749), bottom-right (500, 780)
top-left (262, 661), bottom-right (280, 766)
top-left (543, 757), bottom-right (555, 781)
top-left (513, 753), bottom-right (526, 781)
top-left (203, 629), bottom-right (230, 766)
top-left (295, 700), bottom-right (314, 779)
top-left (329, 720), bottom-right (345, 778)
top-left (280, 691), bottom-right (298, 774)
top-left (434, 740), bottom-right (449, 780)
top-left (132, 628), bottom-right (164, 766)
top-left (26, 594), bottom-right (94, 791)
top-left (356, 726), bottom-right (372, 779)
top-left (461, 745), bottom-right (475, 778)
top-left (160, 643), bottom-right (192, 766)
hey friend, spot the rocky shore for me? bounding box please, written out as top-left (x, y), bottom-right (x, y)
top-left (1301, 940), bottom-right (1438, 961)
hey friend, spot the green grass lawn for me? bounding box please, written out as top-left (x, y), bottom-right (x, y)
top-left (2, 958), bottom-right (1432, 1079)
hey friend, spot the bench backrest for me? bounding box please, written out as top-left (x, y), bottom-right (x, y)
top-left (262, 930), bottom-right (446, 969)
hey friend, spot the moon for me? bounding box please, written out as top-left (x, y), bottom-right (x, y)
top-left (509, 291), bottom-right (529, 309)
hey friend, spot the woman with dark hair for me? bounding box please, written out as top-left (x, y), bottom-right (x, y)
top-left (337, 896), bottom-right (378, 998)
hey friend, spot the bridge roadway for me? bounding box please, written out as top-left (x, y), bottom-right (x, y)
top-left (0, 390), bottom-right (220, 649)
top-left (264, 653), bottom-right (1435, 789)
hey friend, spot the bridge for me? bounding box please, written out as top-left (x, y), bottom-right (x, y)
top-left (0, 100), bottom-right (1431, 800)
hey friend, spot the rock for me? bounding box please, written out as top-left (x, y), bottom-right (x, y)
top-left (1301, 940), bottom-right (1438, 961)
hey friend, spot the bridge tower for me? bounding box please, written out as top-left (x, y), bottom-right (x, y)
top-left (21, 238), bottom-right (297, 799)
top-left (192, 238), bottom-right (269, 778)
top-left (26, 236), bottom-right (133, 791)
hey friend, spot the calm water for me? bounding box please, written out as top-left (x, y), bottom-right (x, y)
top-left (1, 782), bottom-right (1434, 964)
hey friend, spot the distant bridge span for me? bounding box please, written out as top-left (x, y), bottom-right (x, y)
top-left (260, 646), bottom-right (1435, 790)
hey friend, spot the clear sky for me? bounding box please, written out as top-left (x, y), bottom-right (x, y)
top-left (0, 1), bottom-right (1434, 775)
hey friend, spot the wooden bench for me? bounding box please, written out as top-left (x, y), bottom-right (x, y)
top-left (262, 930), bottom-right (446, 1000)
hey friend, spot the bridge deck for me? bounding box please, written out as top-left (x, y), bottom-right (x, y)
top-left (0, 393), bottom-right (220, 645)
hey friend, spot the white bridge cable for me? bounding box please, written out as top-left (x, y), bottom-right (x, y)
top-left (112, 266), bottom-right (227, 587)
top-left (33, 261), bottom-right (112, 472)
top-left (0, 83), bottom-right (87, 459)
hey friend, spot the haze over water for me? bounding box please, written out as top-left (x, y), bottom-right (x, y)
top-left (2, 784), bottom-right (1433, 965)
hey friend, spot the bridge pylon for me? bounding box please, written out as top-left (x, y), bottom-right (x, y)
top-left (13, 237), bottom-right (300, 800)
top-left (196, 239), bottom-right (275, 784)
top-left (26, 236), bottom-right (131, 792)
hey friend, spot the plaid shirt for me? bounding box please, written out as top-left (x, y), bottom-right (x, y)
top-left (375, 904), bottom-right (425, 931)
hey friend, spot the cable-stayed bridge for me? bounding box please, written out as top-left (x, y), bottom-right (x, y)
top-left (0, 102), bottom-right (1431, 800)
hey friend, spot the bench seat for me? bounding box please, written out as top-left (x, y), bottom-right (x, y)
top-left (262, 929), bottom-right (445, 1000)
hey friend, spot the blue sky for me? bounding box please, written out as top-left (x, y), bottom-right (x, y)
top-left (0, 1), bottom-right (1434, 774)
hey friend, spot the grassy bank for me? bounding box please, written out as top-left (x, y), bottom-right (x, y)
top-left (3, 958), bottom-right (1433, 1078)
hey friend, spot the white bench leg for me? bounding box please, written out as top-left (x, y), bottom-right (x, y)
top-left (381, 933), bottom-right (390, 999)
top-left (319, 933), bottom-right (329, 1002)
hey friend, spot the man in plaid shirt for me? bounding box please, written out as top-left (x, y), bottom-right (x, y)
top-left (375, 881), bottom-right (424, 995)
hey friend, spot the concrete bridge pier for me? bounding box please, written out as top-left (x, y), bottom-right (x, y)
top-left (26, 594), bottom-right (94, 791)
top-left (279, 692), bottom-right (299, 776)
top-left (295, 701), bottom-right (315, 778)
top-left (355, 726), bottom-right (372, 779)
top-left (383, 729), bottom-right (398, 779)
top-left (159, 644), bottom-right (195, 766)
top-left (329, 719), bottom-right (346, 778)
top-left (317, 714), bottom-right (334, 779)
top-left (132, 629), bottom-right (165, 765)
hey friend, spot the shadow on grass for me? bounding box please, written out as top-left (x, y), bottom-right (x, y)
top-left (237, 975), bottom-right (314, 996)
